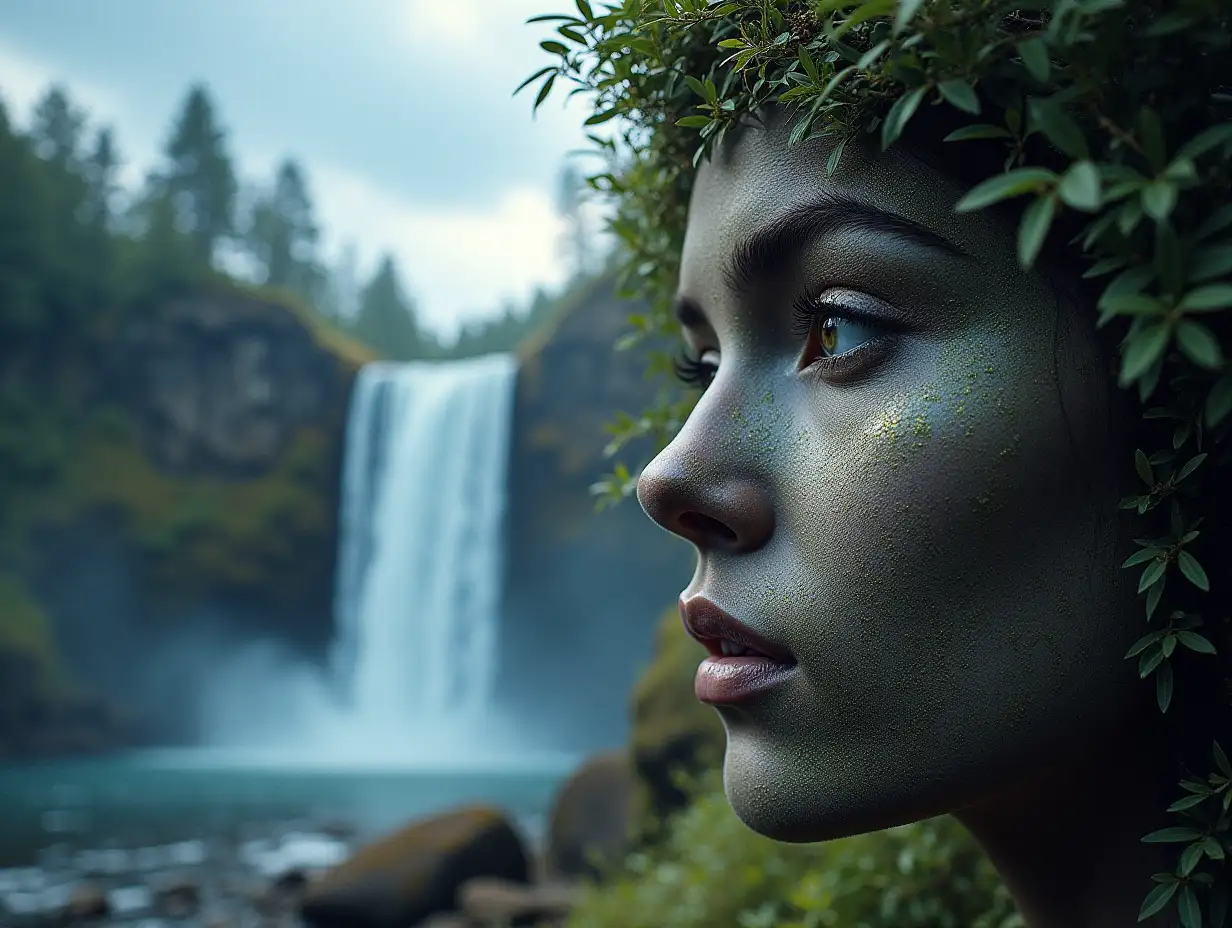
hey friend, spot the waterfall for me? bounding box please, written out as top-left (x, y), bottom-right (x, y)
top-left (329, 353), bottom-right (518, 744)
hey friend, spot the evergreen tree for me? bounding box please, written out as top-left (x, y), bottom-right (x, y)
top-left (163, 84), bottom-right (236, 265)
top-left (0, 101), bottom-right (51, 337)
top-left (81, 127), bottom-right (120, 229)
top-left (556, 164), bottom-right (594, 280)
top-left (30, 85), bottom-right (85, 172)
top-left (352, 255), bottom-right (423, 360)
top-left (244, 158), bottom-right (321, 300)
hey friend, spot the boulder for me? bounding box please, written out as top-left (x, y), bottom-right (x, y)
top-left (544, 751), bottom-right (632, 880)
top-left (300, 805), bottom-right (530, 928)
top-left (63, 881), bottom-right (109, 921)
top-left (630, 605), bottom-right (726, 838)
top-left (458, 877), bottom-right (578, 927)
top-left (153, 875), bottom-right (201, 919)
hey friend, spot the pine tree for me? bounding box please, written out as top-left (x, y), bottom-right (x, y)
top-left (81, 127), bottom-right (119, 229)
top-left (163, 84), bottom-right (236, 265)
top-left (244, 158), bottom-right (321, 300)
top-left (0, 101), bottom-right (51, 337)
top-left (30, 85), bottom-right (85, 172)
top-left (556, 164), bottom-right (594, 280)
top-left (352, 255), bottom-right (424, 360)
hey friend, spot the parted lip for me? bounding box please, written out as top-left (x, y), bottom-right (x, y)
top-left (679, 595), bottom-right (795, 665)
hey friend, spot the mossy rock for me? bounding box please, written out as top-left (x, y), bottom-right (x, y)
top-left (629, 606), bottom-right (725, 839)
top-left (544, 750), bottom-right (633, 881)
top-left (300, 805), bottom-right (531, 928)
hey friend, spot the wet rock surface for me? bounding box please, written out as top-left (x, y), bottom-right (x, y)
top-left (0, 826), bottom-right (350, 928)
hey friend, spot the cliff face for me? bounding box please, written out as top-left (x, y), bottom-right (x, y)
top-left (502, 278), bottom-right (694, 753)
top-left (4, 284), bottom-right (368, 751)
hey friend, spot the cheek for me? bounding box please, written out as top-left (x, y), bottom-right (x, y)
top-left (763, 324), bottom-right (1137, 779)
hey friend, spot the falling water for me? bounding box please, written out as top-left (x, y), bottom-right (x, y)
top-left (328, 354), bottom-right (518, 745)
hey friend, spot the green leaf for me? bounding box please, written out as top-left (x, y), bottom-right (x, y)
top-left (944, 124), bottom-right (1013, 142)
top-left (1126, 631), bottom-right (1163, 657)
top-left (1135, 448), bottom-right (1154, 485)
top-left (1120, 324), bottom-right (1170, 385)
top-left (1018, 38), bottom-right (1050, 82)
top-left (514, 66), bottom-right (557, 96)
top-left (1156, 659), bottom-right (1173, 713)
top-left (798, 45), bottom-right (819, 82)
top-left (575, 0), bottom-right (592, 18)
top-left (1176, 453), bottom-right (1208, 482)
top-left (675, 115), bottom-right (713, 128)
top-left (1169, 793), bottom-right (1211, 812)
top-left (1179, 885), bottom-right (1201, 928)
top-left (1180, 284), bottom-right (1232, 312)
top-left (825, 136), bottom-right (848, 177)
top-left (1181, 840), bottom-right (1205, 875)
top-left (1140, 881), bottom-right (1178, 920)
top-left (1204, 837), bottom-right (1225, 861)
top-left (938, 79), bottom-right (980, 115)
top-left (893, 0), bottom-right (925, 34)
top-left (1177, 631), bottom-right (1217, 654)
top-left (1146, 575), bottom-right (1166, 618)
top-left (585, 109), bottom-right (619, 125)
top-left (1190, 244), bottom-right (1232, 283)
top-left (534, 73), bottom-right (557, 110)
top-left (1018, 195), bottom-right (1056, 269)
top-left (1137, 107), bottom-right (1168, 173)
top-left (1123, 548), bottom-right (1162, 568)
top-left (1177, 322), bottom-right (1224, 369)
top-left (1216, 741), bottom-right (1232, 778)
top-left (1207, 375), bottom-right (1232, 427)
top-left (1179, 123), bottom-right (1232, 161)
top-left (881, 85), bottom-right (927, 148)
top-left (956, 168), bottom-right (1057, 212)
top-left (1177, 551), bottom-right (1210, 591)
top-left (1142, 180), bottom-right (1178, 221)
top-left (1029, 97), bottom-right (1088, 159)
top-left (1057, 161), bottom-right (1102, 211)
top-left (1139, 558), bottom-right (1166, 593)
top-left (540, 39), bottom-right (570, 55)
top-left (1142, 826), bottom-right (1204, 843)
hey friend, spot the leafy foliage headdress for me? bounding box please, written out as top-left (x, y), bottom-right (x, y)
top-left (524, 1), bottom-right (1231, 924)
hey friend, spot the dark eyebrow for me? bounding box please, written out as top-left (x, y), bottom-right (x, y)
top-left (722, 193), bottom-right (969, 295)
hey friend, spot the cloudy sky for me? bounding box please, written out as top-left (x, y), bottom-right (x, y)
top-left (0, 0), bottom-right (598, 336)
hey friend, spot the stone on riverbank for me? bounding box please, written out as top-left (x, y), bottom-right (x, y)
top-left (543, 750), bottom-right (632, 880)
top-left (300, 805), bottom-right (530, 928)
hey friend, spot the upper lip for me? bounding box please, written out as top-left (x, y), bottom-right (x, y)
top-left (679, 596), bottom-right (795, 664)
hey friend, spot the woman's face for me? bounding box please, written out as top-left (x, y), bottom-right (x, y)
top-left (636, 117), bottom-right (1142, 842)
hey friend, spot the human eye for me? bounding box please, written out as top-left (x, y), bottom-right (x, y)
top-left (673, 347), bottom-right (720, 390)
top-left (790, 289), bottom-right (900, 381)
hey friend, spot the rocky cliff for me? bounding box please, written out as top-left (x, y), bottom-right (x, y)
top-left (1, 282), bottom-right (369, 752)
top-left (502, 276), bottom-right (693, 753)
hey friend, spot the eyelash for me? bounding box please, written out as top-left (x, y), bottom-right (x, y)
top-left (672, 291), bottom-right (895, 389)
top-left (674, 352), bottom-right (714, 388)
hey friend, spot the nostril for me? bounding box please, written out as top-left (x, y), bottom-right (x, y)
top-left (678, 511), bottom-right (739, 544)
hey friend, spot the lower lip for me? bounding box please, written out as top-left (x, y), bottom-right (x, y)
top-left (695, 656), bottom-right (796, 704)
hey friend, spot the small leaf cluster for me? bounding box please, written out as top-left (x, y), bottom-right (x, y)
top-left (524, 0), bottom-right (1231, 922)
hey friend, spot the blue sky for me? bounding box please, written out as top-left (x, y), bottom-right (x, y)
top-left (0, 0), bottom-right (598, 335)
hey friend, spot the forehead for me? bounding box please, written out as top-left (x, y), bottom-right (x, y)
top-left (679, 119), bottom-right (1016, 294)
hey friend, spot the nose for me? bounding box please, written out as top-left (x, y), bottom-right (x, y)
top-left (636, 446), bottom-right (774, 554)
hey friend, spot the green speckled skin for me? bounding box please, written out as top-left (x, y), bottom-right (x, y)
top-left (636, 118), bottom-right (1148, 853)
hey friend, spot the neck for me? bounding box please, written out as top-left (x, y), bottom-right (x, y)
top-left (956, 737), bottom-right (1176, 928)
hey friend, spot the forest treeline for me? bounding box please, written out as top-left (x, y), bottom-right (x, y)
top-left (0, 80), bottom-right (595, 362)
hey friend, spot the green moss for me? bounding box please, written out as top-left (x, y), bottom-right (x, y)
top-left (629, 605), bottom-right (726, 839)
top-left (567, 771), bottom-right (1021, 928)
top-left (217, 278), bottom-right (375, 372)
top-left (56, 411), bottom-right (335, 596)
top-left (0, 572), bottom-right (58, 675)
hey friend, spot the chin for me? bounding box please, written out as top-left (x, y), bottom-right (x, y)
top-left (719, 724), bottom-right (960, 845)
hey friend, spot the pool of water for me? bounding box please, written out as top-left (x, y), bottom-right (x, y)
top-left (0, 748), bottom-right (577, 866)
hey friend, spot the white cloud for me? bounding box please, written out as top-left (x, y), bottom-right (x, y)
top-left (310, 161), bottom-right (570, 335)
